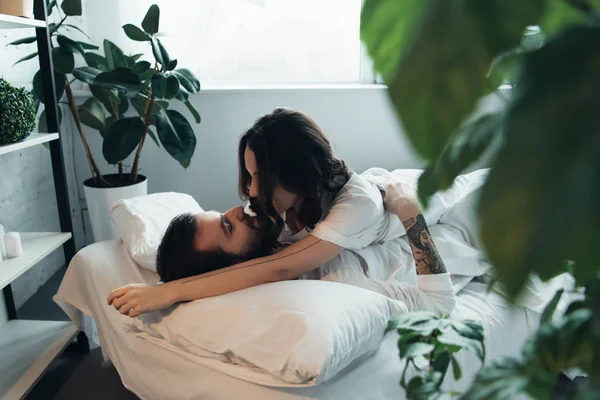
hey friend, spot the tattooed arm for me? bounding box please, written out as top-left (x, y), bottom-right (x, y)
top-left (383, 182), bottom-right (447, 275)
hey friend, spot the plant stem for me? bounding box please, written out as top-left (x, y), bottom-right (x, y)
top-left (65, 79), bottom-right (108, 186)
top-left (130, 62), bottom-right (158, 183)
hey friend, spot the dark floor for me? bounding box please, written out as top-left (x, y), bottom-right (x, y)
top-left (19, 269), bottom-right (138, 400)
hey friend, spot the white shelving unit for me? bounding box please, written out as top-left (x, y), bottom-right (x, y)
top-left (0, 4), bottom-right (85, 399)
top-left (0, 233), bottom-right (72, 291)
top-left (0, 14), bottom-right (45, 29)
top-left (0, 133), bottom-right (59, 156)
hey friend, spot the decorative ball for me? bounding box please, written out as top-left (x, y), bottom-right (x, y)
top-left (0, 77), bottom-right (37, 146)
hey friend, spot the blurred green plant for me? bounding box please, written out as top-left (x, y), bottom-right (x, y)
top-left (361, 0), bottom-right (600, 397)
top-left (386, 312), bottom-right (484, 400)
top-left (11, 1), bottom-right (201, 186)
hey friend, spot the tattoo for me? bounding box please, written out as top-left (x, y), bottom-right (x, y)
top-left (402, 217), bottom-right (416, 230)
top-left (179, 239), bottom-right (323, 284)
top-left (405, 214), bottom-right (447, 275)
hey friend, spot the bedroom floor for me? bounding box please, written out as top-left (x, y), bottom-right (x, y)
top-left (19, 269), bottom-right (138, 400)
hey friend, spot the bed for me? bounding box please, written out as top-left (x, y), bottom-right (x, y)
top-left (53, 239), bottom-right (553, 400)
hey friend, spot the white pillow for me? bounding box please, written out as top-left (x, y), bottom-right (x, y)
top-left (110, 192), bottom-right (203, 271)
top-left (125, 280), bottom-right (408, 385)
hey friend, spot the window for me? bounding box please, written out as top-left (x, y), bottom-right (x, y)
top-left (114, 0), bottom-right (371, 85)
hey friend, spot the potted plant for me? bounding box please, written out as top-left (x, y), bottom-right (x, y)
top-left (0, 78), bottom-right (36, 146)
top-left (11, 2), bottom-right (201, 241)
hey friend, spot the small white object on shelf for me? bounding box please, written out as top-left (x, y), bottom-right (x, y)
top-left (0, 224), bottom-right (6, 259)
top-left (4, 232), bottom-right (23, 258)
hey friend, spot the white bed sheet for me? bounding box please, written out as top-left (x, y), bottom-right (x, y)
top-left (54, 240), bottom-right (542, 400)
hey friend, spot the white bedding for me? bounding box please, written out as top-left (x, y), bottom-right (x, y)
top-left (54, 240), bottom-right (548, 400)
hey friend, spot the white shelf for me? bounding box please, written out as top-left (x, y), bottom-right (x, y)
top-left (0, 320), bottom-right (78, 400)
top-left (0, 232), bottom-right (71, 291)
top-left (0, 14), bottom-right (45, 29)
top-left (0, 133), bottom-right (59, 156)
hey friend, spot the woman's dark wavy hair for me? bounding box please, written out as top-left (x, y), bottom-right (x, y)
top-left (238, 108), bottom-right (350, 230)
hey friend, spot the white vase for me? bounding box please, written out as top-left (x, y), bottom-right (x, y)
top-left (0, 0), bottom-right (34, 18)
top-left (84, 175), bottom-right (148, 242)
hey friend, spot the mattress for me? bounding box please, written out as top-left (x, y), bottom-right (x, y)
top-left (54, 240), bottom-right (542, 400)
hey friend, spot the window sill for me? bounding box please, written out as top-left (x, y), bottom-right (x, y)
top-left (71, 83), bottom-right (387, 97)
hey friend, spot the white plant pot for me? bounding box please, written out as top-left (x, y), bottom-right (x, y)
top-left (84, 175), bottom-right (148, 242)
top-left (0, 0), bottom-right (34, 18)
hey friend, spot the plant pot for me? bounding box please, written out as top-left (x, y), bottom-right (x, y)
top-left (83, 175), bottom-right (148, 242)
top-left (0, 0), bottom-right (34, 18)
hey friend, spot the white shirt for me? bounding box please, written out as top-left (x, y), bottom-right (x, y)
top-left (279, 169), bottom-right (455, 315)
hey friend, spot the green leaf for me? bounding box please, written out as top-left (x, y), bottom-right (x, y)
top-left (84, 52), bottom-right (108, 71)
top-left (78, 97), bottom-right (105, 131)
top-left (61, 0), bottom-right (82, 16)
top-left (52, 47), bottom-right (75, 74)
top-left (123, 24), bottom-right (150, 42)
top-left (173, 68), bottom-right (200, 92)
top-left (72, 66), bottom-right (102, 85)
top-left (151, 72), bottom-right (167, 98)
top-left (360, 0), bottom-right (547, 161)
top-left (461, 358), bottom-right (528, 400)
top-left (156, 109), bottom-right (197, 168)
top-left (478, 26), bottom-right (600, 298)
top-left (183, 99), bottom-right (201, 124)
top-left (14, 51), bottom-right (38, 66)
top-left (451, 356), bottom-right (462, 381)
top-left (8, 36), bottom-right (37, 45)
top-left (487, 48), bottom-right (521, 89)
top-left (102, 117), bottom-right (144, 164)
top-left (432, 351), bottom-right (451, 382)
top-left (438, 331), bottom-right (484, 362)
top-left (539, 0), bottom-right (600, 38)
top-left (448, 319), bottom-right (485, 342)
top-left (47, 0), bottom-right (57, 16)
top-left (62, 24), bottom-right (91, 39)
top-left (151, 37), bottom-right (170, 67)
top-left (402, 342), bottom-right (435, 359)
top-left (118, 92), bottom-right (129, 116)
top-left (176, 86), bottom-right (189, 102)
top-left (142, 4), bottom-right (160, 34)
top-left (57, 35), bottom-right (85, 55)
top-left (78, 41), bottom-right (99, 50)
top-left (103, 39), bottom-right (128, 70)
top-left (164, 75), bottom-right (180, 99)
top-left (131, 53), bottom-right (144, 61)
top-left (167, 59), bottom-right (178, 71)
top-left (147, 127), bottom-right (160, 147)
top-left (94, 67), bottom-right (142, 95)
top-left (131, 93), bottom-right (167, 125)
top-left (33, 70), bottom-right (66, 103)
top-left (132, 61), bottom-right (151, 74)
top-left (89, 85), bottom-right (121, 115)
top-left (541, 289), bottom-right (563, 324)
top-left (418, 112), bottom-right (503, 206)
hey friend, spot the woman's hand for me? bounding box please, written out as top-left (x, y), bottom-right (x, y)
top-left (107, 283), bottom-right (177, 318)
top-left (383, 181), bottom-right (421, 219)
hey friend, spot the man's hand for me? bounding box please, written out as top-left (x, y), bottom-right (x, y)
top-left (107, 283), bottom-right (176, 318)
top-left (383, 181), bottom-right (422, 225)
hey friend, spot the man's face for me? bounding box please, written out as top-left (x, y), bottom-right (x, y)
top-left (194, 205), bottom-right (265, 256)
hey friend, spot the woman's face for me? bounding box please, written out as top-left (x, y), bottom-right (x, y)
top-left (244, 146), bottom-right (299, 215)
